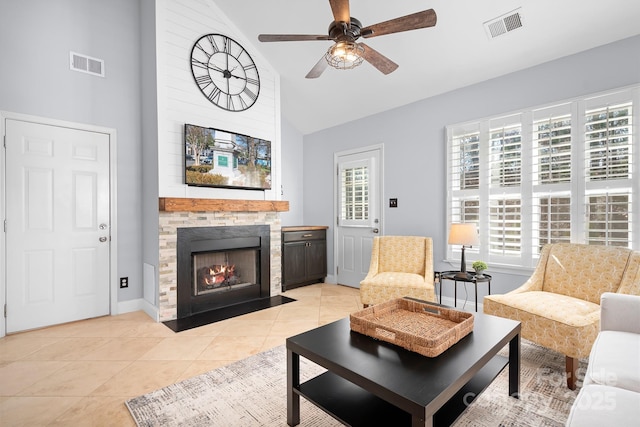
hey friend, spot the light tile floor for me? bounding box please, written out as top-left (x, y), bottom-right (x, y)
top-left (0, 283), bottom-right (361, 426)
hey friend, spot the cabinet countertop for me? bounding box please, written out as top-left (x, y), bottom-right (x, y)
top-left (282, 226), bottom-right (329, 232)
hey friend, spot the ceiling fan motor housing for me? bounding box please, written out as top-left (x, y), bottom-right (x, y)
top-left (328, 17), bottom-right (362, 41)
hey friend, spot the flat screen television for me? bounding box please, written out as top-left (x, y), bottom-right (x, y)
top-left (184, 123), bottom-right (271, 190)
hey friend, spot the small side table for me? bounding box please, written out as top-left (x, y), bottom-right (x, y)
top-left (438, 271), bottom-right (492, 312)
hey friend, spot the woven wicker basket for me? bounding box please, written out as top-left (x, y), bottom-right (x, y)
top-left (350, 298), bottom-right (474, 357)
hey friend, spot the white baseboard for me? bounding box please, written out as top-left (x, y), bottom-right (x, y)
top-left (116, 298), bottom-right (159, 321)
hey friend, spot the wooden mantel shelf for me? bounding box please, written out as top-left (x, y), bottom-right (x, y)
top-left (159, 197), bottom-right (289, 213)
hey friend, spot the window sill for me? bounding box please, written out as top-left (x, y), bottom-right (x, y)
top-left (441, 259), bottom-right (534, 277)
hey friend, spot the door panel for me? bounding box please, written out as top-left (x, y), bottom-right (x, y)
top-left (335, 147), bottom-right (382, 287)
top-left (5, 119), bottom-right (110, 333)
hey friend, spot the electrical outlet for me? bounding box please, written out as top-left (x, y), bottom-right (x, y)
top-left (120, 277), bottom-right (129, 288)
top-left (389, 198), bottom-right (398, 208)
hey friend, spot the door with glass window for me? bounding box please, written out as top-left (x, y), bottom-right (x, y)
top-left (335, 146), bottom-right (382, 287)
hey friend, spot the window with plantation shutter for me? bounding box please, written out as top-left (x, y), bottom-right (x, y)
top-left (534, 195), bottom-right (571, 251)
top-left (584, 99), bottom-right (633, 247)
top-left (530, 105), bottom-right (573, 254)
top-left (450, 128), bottom-right (480, 191)
top-left (446, 86), bottom-right (639, 270)
top-left (489, 197), bottom-right (522, 257)
top-left (340, 164), bottom-right (369, 223)
top-left (489, 119), bottom-right (522, 187)
top-left (533, 111), bottom-right (572, 184)
top-left (585, 102), bottom-right (632, 181)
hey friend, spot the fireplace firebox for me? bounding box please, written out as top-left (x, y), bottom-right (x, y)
top-left (177, 225), bottom-right (270, 319)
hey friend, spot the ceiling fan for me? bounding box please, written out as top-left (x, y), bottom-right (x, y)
top-left (258, 0), bottom-right (437, 78)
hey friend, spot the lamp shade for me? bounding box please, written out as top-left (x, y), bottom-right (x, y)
top-left (448, 223), bottom-right (480, 246)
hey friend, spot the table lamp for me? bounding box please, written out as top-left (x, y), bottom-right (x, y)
top-left (448, 223), bottom-right (480, 279)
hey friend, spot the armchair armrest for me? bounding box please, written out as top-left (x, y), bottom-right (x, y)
top-left (507, 244), bottom-right (551, 294)
top-left (600, 292), bottom-right (640, 334)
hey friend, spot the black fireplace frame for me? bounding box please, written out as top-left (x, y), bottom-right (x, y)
top-left (177, 225), bottom-right (270, 319)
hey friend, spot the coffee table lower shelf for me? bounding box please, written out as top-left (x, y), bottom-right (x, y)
top-left (296, 355), bottom-right (509, 427)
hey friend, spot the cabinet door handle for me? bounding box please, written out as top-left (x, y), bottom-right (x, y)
top-left (302, 234), bottom-right (313, 238)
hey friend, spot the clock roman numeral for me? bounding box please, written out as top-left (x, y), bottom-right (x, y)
top-left (194, 43), bottom-right (212, 59)
top-left (242, 87), bottom-right (257, 102)
top-left (245, 77), bottom-right (259, 87)
top-left (236, 94), bottom-right (249, 110)
top-left (195, 75), bottom-right (212, 89)
top-left (206, 35), bottom-right (220, 53)
top-left (208, 86), bottom-right (222, 104)
top-left (191, 58), bottom-right (210, 70)
top-left (223, 37), bottom-right (232, 55)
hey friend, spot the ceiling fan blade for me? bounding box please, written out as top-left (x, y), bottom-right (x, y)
top-left (329, 0), bottom-right (350, 24)
top-left (258, 34), bottom-right (331, 42)
top-left (305, 55), bottom-right (329, 79)
top-left (358, 43), bottom-right (398, 75)
top-left (361, 9), bottom-right (437, 38)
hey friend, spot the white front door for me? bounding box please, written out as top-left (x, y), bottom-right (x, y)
top-left (5, 119), bottom-right (111, 333)
top-left (335, 146), bottom-right (382, 287)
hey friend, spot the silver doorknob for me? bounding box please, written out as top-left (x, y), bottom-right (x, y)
top-left (99, 236), bottom-right (108, 242)
top-left (99, 223), bottom-right (108, 230)
top-left (372, 228), bottom-right (379, 234)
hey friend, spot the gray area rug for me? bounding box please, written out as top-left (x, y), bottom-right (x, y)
top-left (126, 340), bottom-right (584, 426)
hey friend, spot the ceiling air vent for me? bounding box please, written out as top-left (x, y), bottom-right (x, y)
top-left (484, 8), bottom-right (524, 39)
top-left (69, 51), bottom-right (105, 77)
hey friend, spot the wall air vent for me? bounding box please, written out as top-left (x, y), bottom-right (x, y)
top-left (69, 51), bottom-right (105, 77)
top-left (484, 8), bottom-right (524, 39)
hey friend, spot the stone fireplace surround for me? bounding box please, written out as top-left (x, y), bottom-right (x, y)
top-left (158, 198), bottom-right (289, 322)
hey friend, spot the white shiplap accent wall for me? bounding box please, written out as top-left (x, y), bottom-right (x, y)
top-left (156, 0), bottom-right (281, 200)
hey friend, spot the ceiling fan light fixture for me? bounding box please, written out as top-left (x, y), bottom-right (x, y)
top-left (325, 41), bottom-right (364, 70)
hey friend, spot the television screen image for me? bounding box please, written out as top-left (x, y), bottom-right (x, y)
top-left (184, 124), bottom-right (271, 190)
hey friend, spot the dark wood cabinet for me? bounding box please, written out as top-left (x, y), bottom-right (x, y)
top-left (282, 226), bottom-right (327, 291)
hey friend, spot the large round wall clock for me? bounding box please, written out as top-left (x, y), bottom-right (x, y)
top-left (190, 34), bottom-right (260, 112)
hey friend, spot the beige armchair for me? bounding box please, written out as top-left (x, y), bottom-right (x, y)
top-left (359, 236), bottom-right (435, 307)
top-left (484, 243), bottom-right (640, 389)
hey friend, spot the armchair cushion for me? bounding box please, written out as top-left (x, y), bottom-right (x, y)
top-left (484, 291), bottom-right (600, 359)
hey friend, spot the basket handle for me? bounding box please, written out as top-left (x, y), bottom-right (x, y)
top-left (422, 306), bottom-right (441, 316)
top-left (374, 327), bottom-right (396, 341)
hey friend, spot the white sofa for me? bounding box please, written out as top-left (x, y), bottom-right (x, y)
top-left (565, 292), bottom-right (640, 426)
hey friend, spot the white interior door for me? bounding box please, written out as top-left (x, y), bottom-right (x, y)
top-left (5, 119), bottom-right (111, 333)
top-left (335, 146), bottom-right (382, 287)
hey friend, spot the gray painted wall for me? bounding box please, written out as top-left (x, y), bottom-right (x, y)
top-left (303, 35), bottom-right (640, 300)
top-left (0, 0), bottom-right (143, 302)
top-left (140, 0), bottom-right (160, 306)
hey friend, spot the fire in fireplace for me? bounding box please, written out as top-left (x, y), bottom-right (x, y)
top-left (194, 249), bottom-right (256, 294)
top-left (177, 225), bottom-right (270, 319)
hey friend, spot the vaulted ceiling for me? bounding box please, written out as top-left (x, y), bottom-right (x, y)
top-left (213, 0), bottom-right (640, 134)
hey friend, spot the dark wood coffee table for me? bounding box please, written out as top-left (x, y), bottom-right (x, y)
top-left (286, 307), bottom-right (520, 427)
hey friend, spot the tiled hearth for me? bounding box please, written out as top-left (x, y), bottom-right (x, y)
top-left (158, 198), bottom-right (288, 322)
